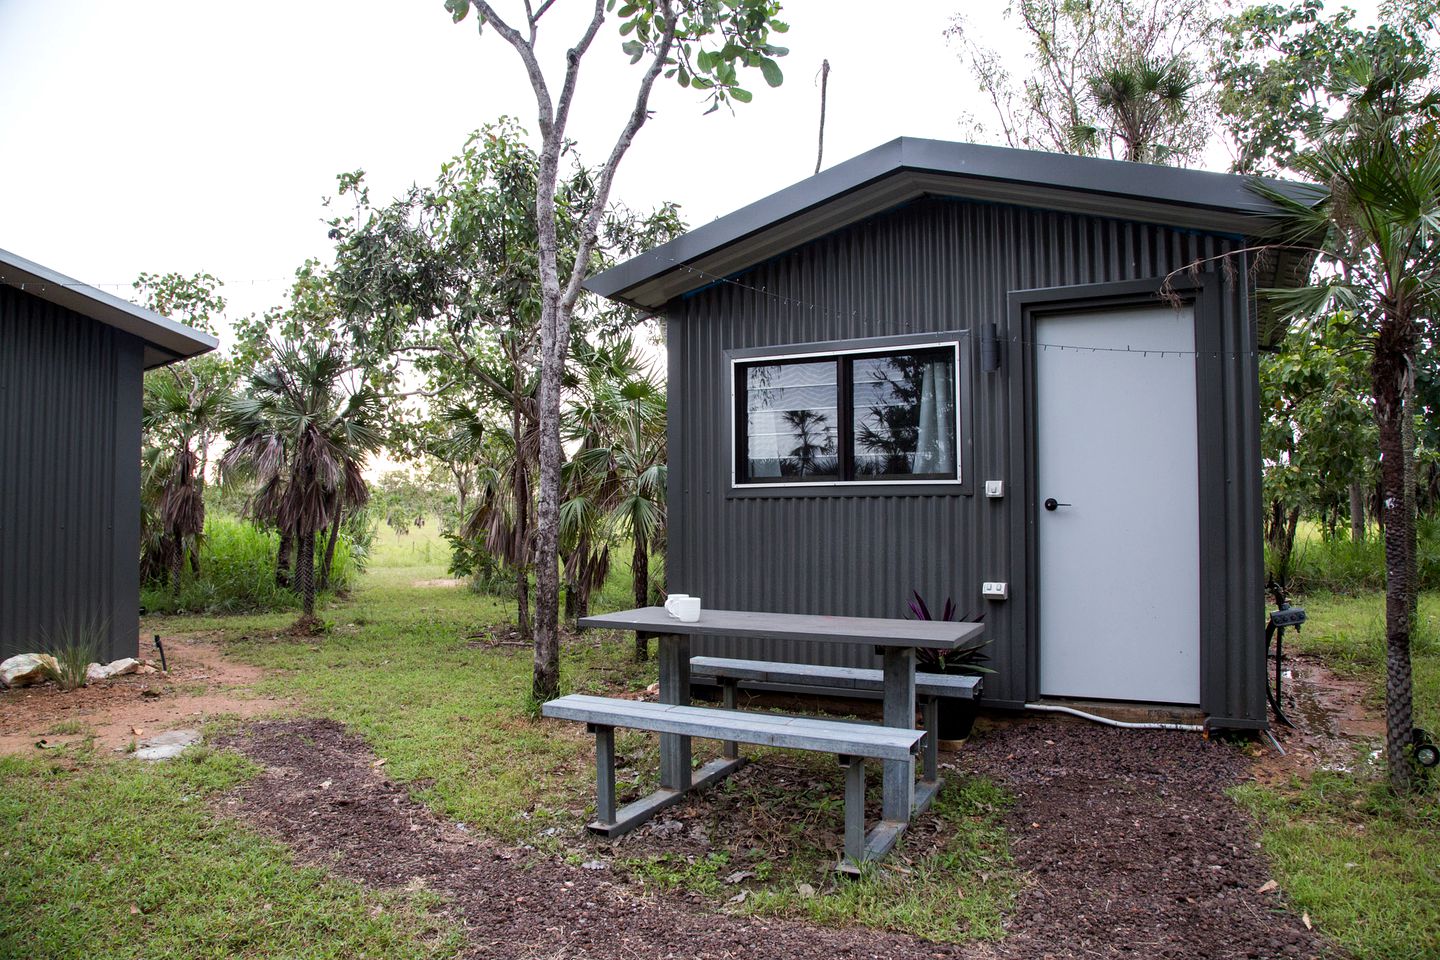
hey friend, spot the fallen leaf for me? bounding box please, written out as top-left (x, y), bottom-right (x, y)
top-left (319, 779), bottom-right (332, 790)
top-left (727, 890), bottom-right (749, 905)
top-left (796, 882), bottom-right (816, 899)
top-left (131, 727), bottom-right (144, 736)
top-left (129, 904), bottom-right (141, 915)
top-left (1302, 912), bottom-right (1312, 930)
top-left (723, 870), bottom-right (754, 885)
top-left (371, 758), bottom-right (388, 768)
top-left (1257, 879), bottom-right (1278, 894)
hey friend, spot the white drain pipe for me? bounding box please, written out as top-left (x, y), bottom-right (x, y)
top-left (1025, 701), bottom-right (1206, 732)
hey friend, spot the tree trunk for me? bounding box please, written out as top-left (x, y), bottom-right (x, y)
top-left (170, 543), bottom-right (184, 596)
top-left (516, 569), bottom-right (532, 640)
top-left (319, 513), bottom-right (342, 591)
top-left (530, 301), bottom-right (565, 703)
top-left (296, 530), bottom-right (317, 620)
top-left (1373, 319), bottom-right (1417, 795)
top-left (1350, 481), bottom-right (1367, 543)
top-left (632, 533), bottom-right (650, 662)
top-left (276, 528), bottom-right (294, 589)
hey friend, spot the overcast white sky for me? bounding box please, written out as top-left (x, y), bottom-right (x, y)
top-left (0, 0), bottom-right (1379, 335)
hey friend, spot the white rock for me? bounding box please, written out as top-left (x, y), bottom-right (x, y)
top-left (86, 658), bottom-right (141, 682)
top-left (1, 654), bottom-right (58, 688)
top-left (132, 728), bottom-right (201, 761)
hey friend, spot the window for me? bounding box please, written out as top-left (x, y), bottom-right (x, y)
top-left (735, 344), bottom-right (959, 486)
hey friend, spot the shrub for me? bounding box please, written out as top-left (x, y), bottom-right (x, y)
top-left (141, 515), bottom-right (360, 615)
top-left (40, 617), bottom-right (105, 691)
top-left (1282, 516), bottom-right (1440, 595)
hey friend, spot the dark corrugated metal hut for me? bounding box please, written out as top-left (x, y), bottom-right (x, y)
top-left (1, 248), bottom-right (217, 663)
top-left (586, 138), bottom-right (1319, 730)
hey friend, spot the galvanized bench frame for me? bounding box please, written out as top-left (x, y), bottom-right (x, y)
top-left (541, 693), bottom-right (925, 869)
top-left (690, 656), bottom-right (982, 814)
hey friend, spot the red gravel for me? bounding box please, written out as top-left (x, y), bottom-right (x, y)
top-left (216, 717), bottom-right (1338, 960)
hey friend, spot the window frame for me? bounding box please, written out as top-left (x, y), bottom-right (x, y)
top-left (727, 332), bottom-right (970, 497)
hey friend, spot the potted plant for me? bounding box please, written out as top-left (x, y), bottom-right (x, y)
top-left (906, 590), bottom-right (992, 742)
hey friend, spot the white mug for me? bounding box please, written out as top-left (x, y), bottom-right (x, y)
top-left (673, 597), bottom-right (702, 623)
top-left (664, 594), bottom-right (690, 618)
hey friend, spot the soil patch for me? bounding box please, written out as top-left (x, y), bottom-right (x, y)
top-left (0, 635), bottom-right (282, 755)
top-left (218, 718), bottom-right (957, 960)
top-left (219, 716), bottom-right (1337, 959)
top-left (1249, 654), bottom-right (1383, 787)
top-left (956, 716), bottom-right (1338, 959)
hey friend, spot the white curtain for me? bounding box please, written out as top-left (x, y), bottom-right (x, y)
top-left (912, 357), bottom-right (955, 473)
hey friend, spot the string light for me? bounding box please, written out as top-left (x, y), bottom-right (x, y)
top-left (656, 255), bottom-right (1263, 361)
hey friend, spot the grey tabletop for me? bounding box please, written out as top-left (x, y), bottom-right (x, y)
top-left (576, 606), bottom-right (984, 651)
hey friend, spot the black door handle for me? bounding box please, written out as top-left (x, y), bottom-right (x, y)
top-left (1043, 498), bottom-right (1071, 511)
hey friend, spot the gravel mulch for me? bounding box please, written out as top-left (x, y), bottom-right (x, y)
top-left (957, 717), bottom-right (1337, 960)
top-left (216, 717), bottom-right (1338, 960)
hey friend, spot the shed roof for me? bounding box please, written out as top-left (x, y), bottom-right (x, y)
top-left (0, 247), bottom-right (219, 369)
top-left (585, 137), bottom-right (1321, 345)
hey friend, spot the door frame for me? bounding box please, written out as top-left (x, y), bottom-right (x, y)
top-left (1005, 274), bottom-right (1225, 706)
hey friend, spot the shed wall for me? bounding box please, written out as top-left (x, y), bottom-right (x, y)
top-left (1, 285), bottom-right (144, 663)
top-left (664, 196), bottom-right (1266, 726)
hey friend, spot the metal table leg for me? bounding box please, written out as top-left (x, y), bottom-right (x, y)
top-left (658, 632), bottom-right (692, 790)
top-left (881, 646), bottom-right (916, 821)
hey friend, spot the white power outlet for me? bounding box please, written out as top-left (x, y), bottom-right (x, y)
top-left (982, 581), bottom-right (1009, 599)
top-left (984, 480), bottom-right (1005, 498)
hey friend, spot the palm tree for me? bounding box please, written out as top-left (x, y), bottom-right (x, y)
top-left (140, 356), bottom-right (230, 594)
top-left (222, 340), bottom-right (382, 624)
top-left (1255, 54), bottom-right (1440, 793)
top-left (1086, 53), bottom-right (1201, 163)
top-left (567, 338), bottom-right (667, 660)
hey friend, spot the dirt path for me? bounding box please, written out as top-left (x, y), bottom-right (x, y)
top-left (219, 717), bottom-right (1337, 960)
top-left (0, 634), bottom-right (282, 755)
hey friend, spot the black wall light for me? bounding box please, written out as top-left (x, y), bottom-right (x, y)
top-left (981, 322), bottom-right (1002, 373)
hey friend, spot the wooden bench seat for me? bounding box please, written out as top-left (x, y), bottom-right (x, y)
top-left (542, 693), bottom-right (925, 867)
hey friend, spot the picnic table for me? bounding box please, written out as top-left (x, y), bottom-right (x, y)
top-left (574, 606), bottom-right (985, 861)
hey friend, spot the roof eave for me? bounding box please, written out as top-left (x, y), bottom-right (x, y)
top-left (0, 247), bottom-right (219, 369)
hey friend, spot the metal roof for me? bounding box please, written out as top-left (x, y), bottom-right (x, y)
top-left (0, 247), bottom-right (219, 369)
top-left (584, 137), bottom-right (1322, 343)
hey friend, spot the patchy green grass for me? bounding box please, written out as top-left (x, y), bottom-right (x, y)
top-left (136, 521), bottom-right (1014, 945)
top-left (1237, 589), bottom-right (1440, 960)
top-left (0, 745), bottom-right (462, 960)
top-left (615, 768), bottom-right (1016, 943)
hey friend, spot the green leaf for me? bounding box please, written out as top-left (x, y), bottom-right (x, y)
top-left (619, 19), bottom-right (636, 36)
top-left (444, 0), bottom-right (470, 22)
top-left (621, 39), bottom-right (644, 63)
top-left (759, 57), bottom-right (783, 88)
top-left (617, 2), bottom-right (638, 15)
top-left (731, 87), bottom-right (753, 103)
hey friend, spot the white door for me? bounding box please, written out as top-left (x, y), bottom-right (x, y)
top-left (1035, 305), bottom-right (1201, 705)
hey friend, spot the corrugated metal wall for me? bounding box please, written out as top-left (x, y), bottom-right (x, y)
top-left (665, 196), bottom-right (1265, 726)
top-left (1, 285), bottom-right (143, 663)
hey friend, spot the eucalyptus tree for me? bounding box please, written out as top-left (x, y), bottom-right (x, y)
top-left (948, 0), bottom-right (1216, 164)
top-left (1260, 313), bottom-right (1374, 580)
top-left (331, 118), bottom-right (680, 670)
top-left (222, 341), bottom-right (384, 624)
top-left (1256, 47), bottom-right (1440, 791)
top-left (442, 0), bottom-right (788, 701)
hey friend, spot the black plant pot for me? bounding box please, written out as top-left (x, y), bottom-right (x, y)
top-left (936, 696), bottom-right (978, 741)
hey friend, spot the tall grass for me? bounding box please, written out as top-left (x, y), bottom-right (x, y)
top-left (1278, 517), bottom-right (1440, 596)
top-left (39, 616), bottom-right (105, 690)
top-left (141, 515), bottom-right (361, 615)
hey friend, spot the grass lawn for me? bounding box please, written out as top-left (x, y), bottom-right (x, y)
top-left (1233, 590), bottom-right (1440, 960)
top-left (129, 522), bottom-right (1018, 944)
top-left (0, 745), bottom-right (462, 960)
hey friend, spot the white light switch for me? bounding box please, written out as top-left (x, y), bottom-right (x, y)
top-left (984, 480), bottom-right (1005, 498)
top-left (982, 581), bottom-right (1009, 599)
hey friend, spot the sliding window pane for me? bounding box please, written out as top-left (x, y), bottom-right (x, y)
top-left (851, 350), bottom-right (957, 478)
top-left (743, 359), bottom-right (840, 481)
